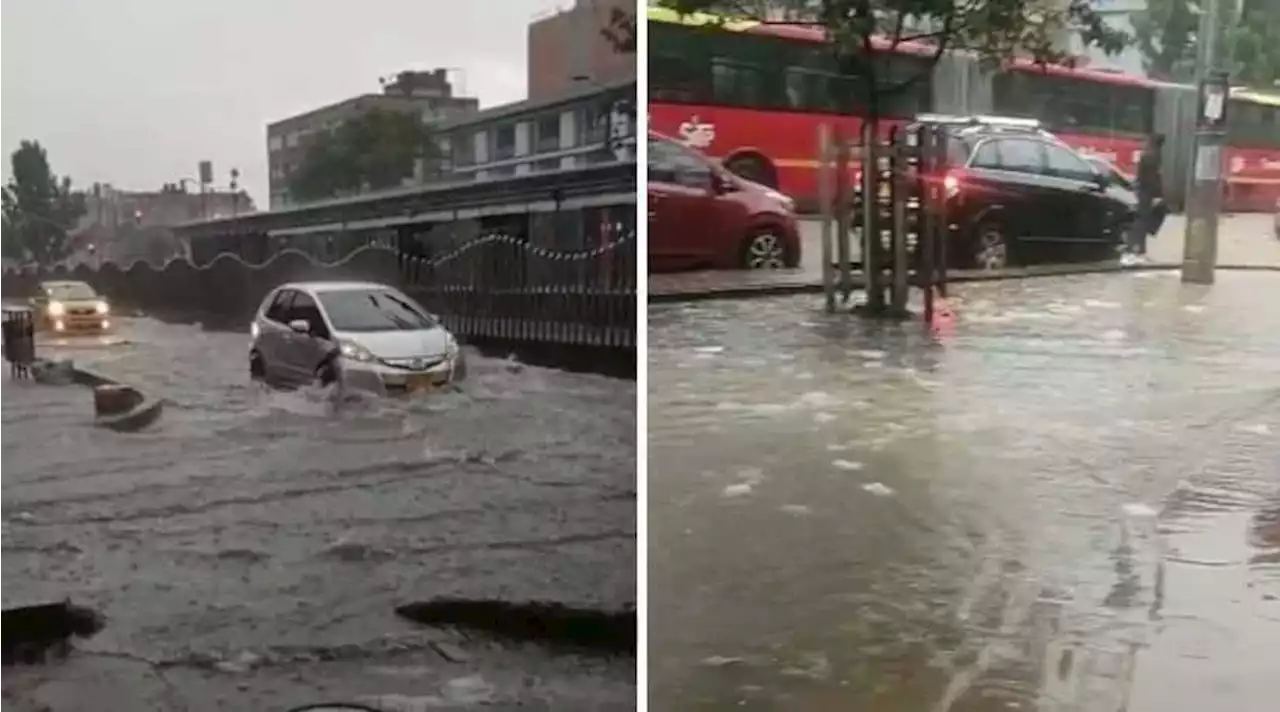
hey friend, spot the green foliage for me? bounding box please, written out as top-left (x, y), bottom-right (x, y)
top-left (1133, 0), bottom-right (1279, 86)
top-left (287, 108), bottom-right (442, 203)
top-left (1133, 0), bottom-right (1232, 81)
top-left (1229, 1), bottom-right (1280, 88)
top-left (1, 141), bottom-right (87, 266)
top-left (657, 1), bottom-right (1130, 116)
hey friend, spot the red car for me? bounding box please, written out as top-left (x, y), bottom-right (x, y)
top-left (648, 131), bottom-right (801, 271)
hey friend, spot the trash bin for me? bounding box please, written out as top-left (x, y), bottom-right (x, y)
top-left (2, 306), bottom-right (37, 367)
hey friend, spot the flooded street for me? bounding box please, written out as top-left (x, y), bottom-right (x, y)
top-left (648, 271), bottom-right (1280, 711)
top-left (2, 319), bottom-right (636, 711)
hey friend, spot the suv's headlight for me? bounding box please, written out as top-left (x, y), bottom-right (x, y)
top-left (95, 300), bottom-right (109, 315)
top-left (47, 301), bottom-right (65, 317)
top-left (339, 340), bottom-right (376, 363)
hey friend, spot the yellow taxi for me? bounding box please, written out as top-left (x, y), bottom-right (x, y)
top-left (30, 280), bottom-right (112, 334)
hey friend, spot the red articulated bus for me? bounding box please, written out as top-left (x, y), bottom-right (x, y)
top-left (648, 6), bottom-right (1280, 214)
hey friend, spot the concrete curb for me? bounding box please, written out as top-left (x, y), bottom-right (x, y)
top-left (649, 262), bottom-right (1280, 304)
top-left (30, 358), bottom-right (164, 432)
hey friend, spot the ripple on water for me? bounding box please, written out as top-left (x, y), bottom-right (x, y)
top-left (650, 272), bottom-right (1280, 711)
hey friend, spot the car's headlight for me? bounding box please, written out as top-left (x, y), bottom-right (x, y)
top-left (95, 301), bottom-right (109, 315)
top-left (338, 340), bottom-right (376, 363)
top-left (47, 301), bottom-right (65, 317)
top-left (444, 334), bottom-right (459, 359)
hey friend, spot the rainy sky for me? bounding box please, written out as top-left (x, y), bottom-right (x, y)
top-left (1, 0), bottom-right (568, 207)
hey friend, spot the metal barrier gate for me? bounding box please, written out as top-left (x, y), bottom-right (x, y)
top-left (817, 120), bottom-right (952, 322)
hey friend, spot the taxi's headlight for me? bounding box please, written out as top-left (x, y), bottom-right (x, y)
top-left (95, 301), bottom-right (109, 315)
top-left (339, 340), bottom-right (376, 363)
top-left (47, 301), bottom-right (65, 317)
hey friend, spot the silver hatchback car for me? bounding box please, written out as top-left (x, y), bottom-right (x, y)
top-left (249, 281), bottom-right (465, 394)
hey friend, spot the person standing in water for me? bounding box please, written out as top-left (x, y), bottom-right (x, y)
top-left (1129, 133), bottom-right (1165, 260)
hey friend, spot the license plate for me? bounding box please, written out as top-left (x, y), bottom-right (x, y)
top-left (406, 375), bottom-right (434, 393)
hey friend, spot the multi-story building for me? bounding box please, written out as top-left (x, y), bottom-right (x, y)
top-left (266, 69), bottom-right (479, 209)
top-left (527, 0), bottom-right (636, 100)
top-left (435, 75), bottom-right (636, 182)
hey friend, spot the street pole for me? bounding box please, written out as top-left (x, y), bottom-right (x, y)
top-left (1181, 0), bottom-right (1229, 286)
top-left (1181, 70), bottom-right (1231, 285)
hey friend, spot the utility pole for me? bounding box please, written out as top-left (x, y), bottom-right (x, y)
top-left (1181, 0), bottom-right (1230, 285)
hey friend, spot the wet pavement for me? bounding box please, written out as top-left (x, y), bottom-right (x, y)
top-left (651, 213), bottom-right (1280, 298)
top-left (648, 270), bottom-right (1280, 711)
top-left (1, 319), bottom-right (636, 711)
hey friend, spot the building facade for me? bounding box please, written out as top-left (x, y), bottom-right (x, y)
top-left (266, 69), bottom-right (479, 209)
top-left (527, 0), bottom-right (635, 100)
top-left (435, 76), bottom-right (636, 182)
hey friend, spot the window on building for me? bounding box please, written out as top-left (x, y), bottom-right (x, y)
top-left (536, 115), bottom-right (561, 153)
top-left (268, 135), bottom-right (284, 151)
top-left (492, 125), bottom-right (516, 161)
top-left (578, 102), bottom-right (607, 146)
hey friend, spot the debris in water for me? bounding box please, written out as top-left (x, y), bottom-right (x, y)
top-left (861, 482), bottom-right (895, 497)
top-left (2, 600), bottom-right (105, 666)
top-left (395, 598), bottom-right (635, 654)
top-left (832, 459), bottom-right (864, 472)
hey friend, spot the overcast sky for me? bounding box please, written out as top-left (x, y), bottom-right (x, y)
top-left (2, 0), bottom-right (570, 208)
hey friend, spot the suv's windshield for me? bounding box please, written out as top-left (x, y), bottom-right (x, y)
top-left (44, 283), bottom-right (97, 301)
top-left (318, 289), bottom-right (438, 332)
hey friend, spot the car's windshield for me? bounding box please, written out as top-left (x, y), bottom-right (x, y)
top-left (318, 289), bottom-right (438, 332)
top-left (44, 283), bottom-right (97, 301)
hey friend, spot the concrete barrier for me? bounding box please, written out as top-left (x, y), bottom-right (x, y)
top-left (26, 357), bottom-right (164, 432)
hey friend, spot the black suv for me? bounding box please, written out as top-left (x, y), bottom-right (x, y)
top-left (854, 116), bottom-right (1138, 270)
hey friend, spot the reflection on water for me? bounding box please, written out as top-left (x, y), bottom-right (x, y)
top-left (649, 272), bottom-right (1280, 711)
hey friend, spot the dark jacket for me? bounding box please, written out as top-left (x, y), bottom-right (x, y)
top-left (1136, 148), bottom-right (1163, 202)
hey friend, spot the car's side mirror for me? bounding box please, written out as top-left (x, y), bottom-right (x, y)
top-left (288, 318), bottom-right (311, 334)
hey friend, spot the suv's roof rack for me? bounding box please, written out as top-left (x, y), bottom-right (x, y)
top-left (914, 113), bottom-right (1046, 133)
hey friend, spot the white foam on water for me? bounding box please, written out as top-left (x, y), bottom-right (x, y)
top-left (1235, 422), bottom-right (1272, 436)
top-left (781, 504), bottom-right (813, 516)
top-left (861, 482), bottom-right (895, 497)
top-left (1101, 329), bottom-right (1126, 341)
top-left (694, 345), bottom-right (725, 354)
top-left (1084, 299), bottom-right (1121, 309)
top-left (1182, 304), bottom-right (1207, 313)
top-left (832, 459), bottom-right (864, 471)
top-left (855, 349), bottom-right (887, 360)
top-left (722, 483), bottom-right (753, 498)
top-left (813, 412), bottom-right (836, 424)
top-left (1123, 502), bottom-right (1159, 518)
top-left (826, 443), bottom-right (850, 452)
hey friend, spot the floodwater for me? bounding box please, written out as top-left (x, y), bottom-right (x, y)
top-left (648, 271), bottom-right (1280, 711)
top-left (1, 319), bottom-right (636, 711)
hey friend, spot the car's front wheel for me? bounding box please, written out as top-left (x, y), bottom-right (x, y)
top-left (315, 358), bottom-right (338, 387)
top-left (971, 220), bottom-right (1010, 270)
top-left (741, 229), bottom-right (789, 270)
top-left (249, 351), bottom-right (265, 381)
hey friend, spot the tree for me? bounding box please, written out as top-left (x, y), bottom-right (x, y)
top-left (602, 6), bottom-right (636, 54)
top-left (287, 108), bottom-right (442, 203)
top-left (1229, 0), bottom-right (1280, 87)
top-left (1, 141), bottom-right (87, 266)
top-left (656, 1), bottom-right (1129, 124)
top-left (1130, 0), bottom-right (1280, 84)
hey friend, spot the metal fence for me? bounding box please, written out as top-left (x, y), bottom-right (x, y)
top-left (0, 206), bottom-right (636, 352)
